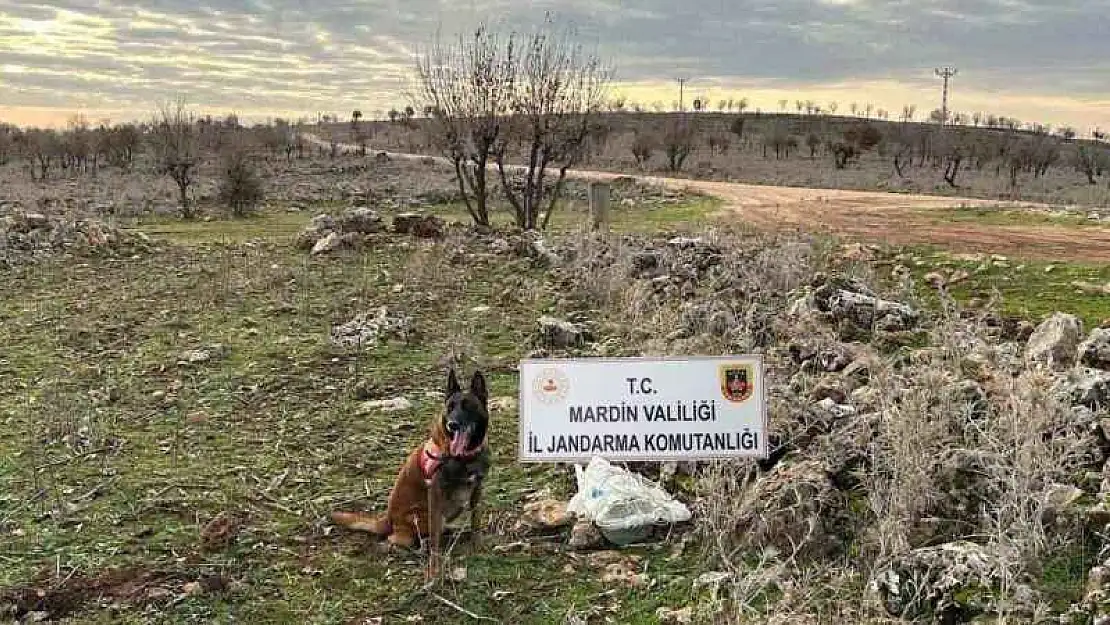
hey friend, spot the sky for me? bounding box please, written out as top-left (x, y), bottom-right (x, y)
top-left (0, 0), bottom-right (1107, 132)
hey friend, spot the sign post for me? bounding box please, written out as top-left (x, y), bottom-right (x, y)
top-left (518, 356), bottom-right (767, 463)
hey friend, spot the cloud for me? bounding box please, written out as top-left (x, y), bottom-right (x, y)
top-left (0, 0), bottom-right (1105, 130)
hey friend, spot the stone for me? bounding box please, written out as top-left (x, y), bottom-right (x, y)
top-left (568, 519), bottom-right (605, 550)
top-left (807, 276), bottom-right (918, 332)
top-left (521, 499), bottom-right (573, 531)
top-left (330, 307), bottom-right (412, 349)
top-left (841, 359), bottom-right (873, 390)
top-left (870, 541), bottom-right (1032, 621)
top-left (1057, 368), bottom-right (1110, 410)
top-left (810, 379), bottom-right (848, 405)
top-left (817, 344), bottom-right (853, 372)
top-left (815, 397), bottom-right (856, 418)
top-left (310, 231), bottom-right (344, 255)
top-left (655, 607), bottom-right (693, 624)
top-left (392, 212), bottom-right (445, 239)
top-left (337, 207), bottom-right (384, 234)
top-left (359, 397), bottom-right (414, 413)
top-left (536, 316), bottom-right (588, 349)
top-left (1081, 329), bottom-right (1110, 370)
top-left (179, 349), bottom-right (212, 364)
top-left (1025, 312), bottom-right (1083, 370)
top-left (850, 386), bottom-right (883, 413)
top-left (629, 251), bottom-right (663, 278)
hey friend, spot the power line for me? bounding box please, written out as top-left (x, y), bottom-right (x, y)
top-left (934, 66), bottom-right (957, 126)
top-left (675, 77), bottom-right (689, 113)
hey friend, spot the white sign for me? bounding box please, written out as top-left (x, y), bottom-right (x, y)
top-left (518, 356), bottom-right (767, 462)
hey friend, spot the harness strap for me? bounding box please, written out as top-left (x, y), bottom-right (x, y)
top-left (418, 437), bottom-right (486, 485)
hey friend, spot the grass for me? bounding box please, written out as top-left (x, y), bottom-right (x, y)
top-left (916, 206), bottom-right (1102, 229)
top-left (898, 245), bottom-right (1110, 327)
top-left (0, 197), bottom-right (722, 624)
top-left (4, 186), bottom-right (1108, 622)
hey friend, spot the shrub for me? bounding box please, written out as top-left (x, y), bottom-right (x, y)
top-left (218, 148), bottom-right (265, 217)
top-left (631, 132), bottom-right (657, 168)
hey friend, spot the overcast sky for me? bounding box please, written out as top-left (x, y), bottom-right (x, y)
top-left (0, 0), bottom-right (1107, 131)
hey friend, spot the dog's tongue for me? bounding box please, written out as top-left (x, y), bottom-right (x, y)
top-left (449, 431), bottom-right (472, 456)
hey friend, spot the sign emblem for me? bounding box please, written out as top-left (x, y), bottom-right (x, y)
top-left (532, 368), bottom-right (570, 405)
top-left (720, 364), bottom-right (754, 403)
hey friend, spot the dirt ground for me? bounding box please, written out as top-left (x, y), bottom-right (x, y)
top-left (308, 133), bottom-right (1110, 263)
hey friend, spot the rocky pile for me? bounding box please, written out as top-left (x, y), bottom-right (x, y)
top-left (295, 207), bottom-right (447, 255)
top-left (486, 232), bottom-right (1110, 622)
top-left (329, 306), bottom-right (412, 349)
top-left (0, 212), bottom-right (153, 267)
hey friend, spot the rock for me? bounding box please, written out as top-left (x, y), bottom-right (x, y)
top-left (850, 385), bottom-right (883, 412)
top-left (810, 379), bottom-right (848, 405)
top-left (692, 571), bottom-right (733, 599)
top-left (841, 359), bottom-right (873, 390)
top-left (815, 397), bottom-right (856, 418)
top-left (330, 307), bottom-right (412, 349)
top-left (310, 231), bottom-right (344, 255)
top-left (1081, 329), bottom-right (1110, 370)
top-left (923, 271), bottom-right (946, 288)
top-left (1057, 368), bottom-right (1110, 410)
top-left (629, 251), bottom-right (662, 278)
top-left (870, 541), bottom-right (1032, 621)
top-left (489, 396), bottom-right (517, 412)
top-left (1025, 312), bottom-right (1083, 370)
top-left (179, 349), bottom-right (212, 364)
top-left (817, 344), bottom-right (853, 372)
top-left (568, 519), bottom-right (605, 550)
top-left (806, 276), bottom-right (918, 332)
top-left (810, 414), bottom-right (874, 489)
top-left (359, 397), bottom-right (414, 413)
top-left (655, 606), bottom-right (693, 624)
top-left (337, 207), bottom-right (384, 234)
top-left (1044, 483), bottom-right (1084, 514)
top-left (731, 460), bottom-right (845, 560)
top-left (520, 499), bottom-right (573, 531)
top-left (392, 212), bottom-right (445, 239)
top-left (536, 316), bottom-right (588, 349)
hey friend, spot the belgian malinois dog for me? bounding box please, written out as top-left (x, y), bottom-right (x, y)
top-left (331, 368), bottom-right (491, 579)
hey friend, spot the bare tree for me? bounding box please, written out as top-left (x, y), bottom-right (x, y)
top-left (150, 100), bottom-right (200, 218)
top-left (494, 15), bottom-right (610, 230)
top-left (663, 117), bottom-right (695, 171)
top-left (416, 25), bottom-right (517, 227)
top-left (631, 132), bottom-right (657, 169)
top-left (1075, 145), bottom-right (1106, 185)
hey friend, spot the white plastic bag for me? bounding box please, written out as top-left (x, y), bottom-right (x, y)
top-left (566, 456), bottom-right (691, 544)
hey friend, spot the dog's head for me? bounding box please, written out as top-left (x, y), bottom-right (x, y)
top-left (441, 368), bottom-right (489, 457)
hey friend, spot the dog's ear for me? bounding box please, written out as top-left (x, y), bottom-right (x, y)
top-left (469, 371), bottom-right (488, 405)
top-left (446, 368), bottom-right (461, 398)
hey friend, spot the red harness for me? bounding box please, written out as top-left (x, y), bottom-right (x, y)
top-left (419, 438), bottom-right (486, 484)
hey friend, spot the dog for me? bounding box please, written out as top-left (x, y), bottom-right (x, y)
top-left (331, 368), bottom-right (491, 579)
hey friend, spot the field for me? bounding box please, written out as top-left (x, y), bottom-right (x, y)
top-left (3, 115), bottom-right (1110, 624)
top-left (321, 111), bottom-right (1110, 210)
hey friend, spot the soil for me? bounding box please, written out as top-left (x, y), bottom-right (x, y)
top-left (306, 133), bottom-right (1110, 263)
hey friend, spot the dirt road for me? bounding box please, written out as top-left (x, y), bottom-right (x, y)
top-left (304, 134), bottom-right (1110, 263)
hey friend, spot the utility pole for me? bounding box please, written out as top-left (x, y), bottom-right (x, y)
top-left (934, 66), bottom-right (957, 126)
top-left (675, 77), bottom-right (689, 113)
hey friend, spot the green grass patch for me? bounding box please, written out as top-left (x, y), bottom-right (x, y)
top-left (916, 206), bottom-right (1099, 229)
top-left (898, 246), bottom-right (1110, 326)
top-left (0, 198), bottom-right (716, 623)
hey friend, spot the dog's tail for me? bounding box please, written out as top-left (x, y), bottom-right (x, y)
top-left (330, 510), bottom-right (391, 535)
